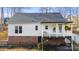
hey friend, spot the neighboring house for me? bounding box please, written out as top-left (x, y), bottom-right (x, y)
top-left (8, 13), bottom-right (73, 46)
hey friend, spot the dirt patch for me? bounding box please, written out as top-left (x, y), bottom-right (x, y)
top-left (0, 47), bottom-right (38, 51)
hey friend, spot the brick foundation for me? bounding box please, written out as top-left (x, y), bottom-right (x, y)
top-left (8, 36), bottom-right (65, 46)
top-left (8, 36), bottom-right (38, 46)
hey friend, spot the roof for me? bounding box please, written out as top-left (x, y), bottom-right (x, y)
top-left (8, 13), bottom-right (72, 24)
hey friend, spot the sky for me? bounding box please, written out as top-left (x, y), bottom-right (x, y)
top-left (0, 7), bottom-right (78, 18)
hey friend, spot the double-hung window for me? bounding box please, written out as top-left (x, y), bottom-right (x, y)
top-left (15, 26), bottom-right (22, 34)
top-left (52, 24), bottom-right (56, 32)
top-left (15, 26), bottom-right (18, 33)
top-left (19, 26), bottom-right (22, 33)
top-left (59, 24), bottom-right (62, 33)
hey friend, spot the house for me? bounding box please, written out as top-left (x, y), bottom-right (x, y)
top-left (8, 13), bottom-right (73, 47)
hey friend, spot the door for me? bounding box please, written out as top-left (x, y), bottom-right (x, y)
top-left (38, 36), bottom-right (41, 43)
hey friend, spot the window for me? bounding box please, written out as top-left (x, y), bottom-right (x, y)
top-left (15, 26), bottom-right (18, 33)
top-left (53, 27), bottom-right (56, 32)
top-left (19, 26), bottom-right (22, 33)
top-left (15, 26), bottom-right (22, 34)
top-left (59, 24), bottom-right (62, 32)
top-left (35, 26), bottom-right (38, 30)
top-left (45, 26), bottom-right (48, 30)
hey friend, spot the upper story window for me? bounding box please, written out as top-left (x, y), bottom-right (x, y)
top-left (15, 26), bottom-right (18, 33)
top-left (59, 24), bottom-right (62, 33)
top-left (45, 26), bottom-right (48, 30)
top-left (15, 26), bottom-right (22, 34)
top-left (35, 26), bottom-right (38, 30)
top-left (19, 26), bottom-right (22, 33)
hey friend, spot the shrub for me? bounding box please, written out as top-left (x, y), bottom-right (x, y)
top-left (65, 26), bottom-right (71, 30)
top-left (38, 43), bottom-right (43, 50)
top-left (0, 42), bottom-right (3, 48)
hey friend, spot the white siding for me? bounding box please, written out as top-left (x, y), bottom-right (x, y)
top-left (8, 23), bottom-right (72, 36)
top-left (8, 23), bottom-right (42, 36)
top-left (42, 23), bottom-right (65, 34)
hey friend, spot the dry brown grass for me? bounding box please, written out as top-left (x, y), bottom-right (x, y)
top-left (0, 47), bottom-right (38, 51)
top-left (73, 30), bottom-right (79, 34)
top-left (0, 24), bottom-right (8, 40)
top-left (0, 31), bottom-right (8, 40)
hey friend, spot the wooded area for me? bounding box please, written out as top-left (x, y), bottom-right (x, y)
top-left (0, 7), bottom-right (78, 28)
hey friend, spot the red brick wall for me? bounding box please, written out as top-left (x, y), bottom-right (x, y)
top-left (8, 36), bottom-right (65, 46)
top-left (8, 36), bottom-right (38, 45)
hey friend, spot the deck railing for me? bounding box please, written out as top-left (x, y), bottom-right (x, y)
top-left (43, 30), bottom-right (72, 37)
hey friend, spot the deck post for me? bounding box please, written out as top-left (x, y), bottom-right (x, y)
top-left (41, 24), bottom-right (44, 51)
top-left (70, 23), bottom-right (74, 51)
top-left (71, 36), bottom-right (74, 51)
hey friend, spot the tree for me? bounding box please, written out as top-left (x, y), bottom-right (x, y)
top-left (40, 7), bottom-right (52, 13)
top-left (1, 7), bottom-right (4, 24)
top-left (77, 7), bottom-right (79, 28)
top-left (0, 7), bottom-right (4, 31)
top-left (16, 7), bottom-right (23, 13)
top-left (11, 7), bottom-right (16, 17)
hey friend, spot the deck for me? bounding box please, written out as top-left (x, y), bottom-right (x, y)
top-left (43, 31), bottom-right (73, 37)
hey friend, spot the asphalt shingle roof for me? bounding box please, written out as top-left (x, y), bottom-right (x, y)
top-left (8, 13), bottom-right (70, 24)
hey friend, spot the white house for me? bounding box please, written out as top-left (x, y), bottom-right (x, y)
top-left (8, 13), bottom-right (73, 47)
